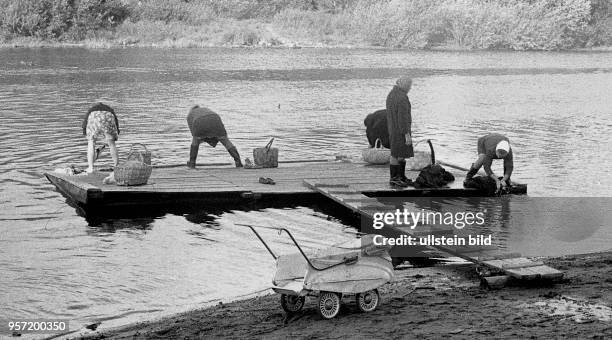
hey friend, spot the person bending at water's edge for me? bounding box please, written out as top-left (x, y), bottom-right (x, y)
top-left (186, 105), bottom-right (242, 169)
top-left (364, 109), bottom-right (390, 148)
top-left (82, 102), bottom-right (120, 173)
top-left (466, 133), bottom-right (514, 191)
top-left (386, 77), bottom-right (413, 187)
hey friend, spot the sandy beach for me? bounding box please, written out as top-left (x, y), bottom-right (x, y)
top-left (72, 252), bottom-right (612, 339)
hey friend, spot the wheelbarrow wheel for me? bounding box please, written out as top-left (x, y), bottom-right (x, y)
top-left (280, 294), bottom-right (305, 313)
top-left (356, 289), bottom-right (380, 313)
top-left (317, 291), bottom-right (341, 319)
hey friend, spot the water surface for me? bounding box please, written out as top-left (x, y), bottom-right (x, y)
top-left (1, 47), bottom-right (611, 334)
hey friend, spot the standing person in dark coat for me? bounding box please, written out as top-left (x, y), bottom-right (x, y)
top-left (364, 109), bottom-right (390, 148)
top-left (186, 105), bottom-right (242, 169)
top-left (386, 77), bottom-right (414, 187)
top-left (465, 133), bottom-right (514, 192)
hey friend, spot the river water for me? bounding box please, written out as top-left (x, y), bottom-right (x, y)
top-left (1, 48), bottom-right (611, 334)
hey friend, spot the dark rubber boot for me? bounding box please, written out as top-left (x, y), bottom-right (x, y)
top-left (389, 164), bottom-right (408, 188)
top-left (399, 160), bottom-right (410, 185)
top-left (465, 163), bottom-right (479, 180)
top-left (187, 144), bottom-right (199, 169)
top-left (228, 146), bottom-right (243, 167)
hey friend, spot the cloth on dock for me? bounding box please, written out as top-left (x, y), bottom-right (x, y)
top-left (102, 172), bottom-right (116, 185)
top-left (463, 176), bottom-right (510, 195)
top-left (187, 106), bottom-right (227, 147)
top-left (413, 164), bottom-right (455, 189)
top-left (54, 165), bottom-right (86, 176)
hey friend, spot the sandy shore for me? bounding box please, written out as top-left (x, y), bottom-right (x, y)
top-left (72, 252), bottom-right (611, 339)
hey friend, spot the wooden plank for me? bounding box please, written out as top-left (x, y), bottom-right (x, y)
top-left (353, 204), bottom-right (397, 211)
top-left (325, 190), bottom-right (364, 195)
top-left (45, 173), bottom-right (102, 204)
top-left (503, 266), bottom-right (562, 280)
top-left (481, 275), bottom-right (511, 290)
top-left (312, 183), bottom-right (350, 188)
top-left (482, 258), bottom-right (564, 280)
top-left (502, 261), bottom-right (545, 270)
top-left (482, 257), bottom-right (534, 268)
top-left (340, 198), bottom-right (379, 203)
top-left (476, 253), bottom-right (523, 261)
top-left (50, 168), bottom-right (473, 198)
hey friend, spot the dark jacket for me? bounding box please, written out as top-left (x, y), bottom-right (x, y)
top-left (477, 133), bottom-right (514, 178)
top-left (364, 109), bottom-right (390, 148)
top-left (187, 106), bottom-right (228, 146)
top-left (385, 85), bottom-right (413, 158)
top-left (82, 103), bottom-right (119, 136)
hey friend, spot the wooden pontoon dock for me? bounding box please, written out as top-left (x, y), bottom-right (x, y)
top-left (45, 161), bottom-right (561, 284)
top-left (45, 160), bottom-right (525, 212)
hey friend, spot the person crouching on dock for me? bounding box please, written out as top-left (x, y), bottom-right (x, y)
top-left (466, 133), bottom-right (514, 191)
top-left (186, 105), bottom-right (242, 169)
top-left (83, 102), bottom-right (120, 173)
top-left (386, 77), bottom-right (414, 187)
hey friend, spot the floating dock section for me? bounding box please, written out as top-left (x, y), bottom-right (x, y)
top-left (46, 160), bottom-right (561, 284)
top-left (45, 161), bottom-right (525, 213)
top-left (304, 180), bottom-right (563, 284)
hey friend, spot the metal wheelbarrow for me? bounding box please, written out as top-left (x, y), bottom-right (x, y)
top-left (237, 224), bottom-right (395, 319)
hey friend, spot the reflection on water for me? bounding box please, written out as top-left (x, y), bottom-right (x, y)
top-left (1, 47), bottom-right (611, 334)
top-left (0, 205), bottom-right (359, 332)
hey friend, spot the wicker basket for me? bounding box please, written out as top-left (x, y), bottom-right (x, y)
top-left (129, 143), bottom-right (151, 165)
top-left (114, 144), bottom-right (152, 186)
top-left (253, 138), bottom-right (278, 168)
top-left (405, 151), bottom-right (432, 170)
top-left (406, 139), bottom-right (435, 170)
top-left (362, 139), bottom-right (390, 164)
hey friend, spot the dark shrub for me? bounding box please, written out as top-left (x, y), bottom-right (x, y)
top-left (0, 0), bottom-right (130, 40)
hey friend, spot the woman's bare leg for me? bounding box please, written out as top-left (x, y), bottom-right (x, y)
top-left (107, 138), bottom-right (119, 167)
top-left (219, 137), bottom-right (242, 167)
top-left (86, 139), bottom-right (95, 173)
top-left (187, 137), bottom-right (200, 168)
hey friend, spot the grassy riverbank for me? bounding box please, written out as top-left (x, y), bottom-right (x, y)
top-left (78, 252), bottom-right (612, 339)
top-left (1, 0), bottom-right (611, 49)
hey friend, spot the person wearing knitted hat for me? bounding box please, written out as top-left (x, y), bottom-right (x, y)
top-left (465, 133), bottom-right (514, 192)
top-left (386, 77), bottom-right (414, 187)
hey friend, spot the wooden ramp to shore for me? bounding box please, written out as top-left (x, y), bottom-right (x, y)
top-left (45, 161), bottom-right (524, 213)
top-left (304, 180), bottom-right (563, 283)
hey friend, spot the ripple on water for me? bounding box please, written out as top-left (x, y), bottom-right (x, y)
top-left (1, 48), bottom-right (611, 335)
